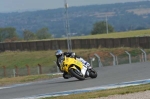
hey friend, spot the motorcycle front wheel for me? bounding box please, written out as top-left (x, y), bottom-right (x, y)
top-left (69, 68), bottom-right (85, 80)
top-left (89, 68), bottom-right (97, 78)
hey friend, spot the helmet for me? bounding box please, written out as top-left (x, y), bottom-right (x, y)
top-left (55, 50), bottom-right (63, 58)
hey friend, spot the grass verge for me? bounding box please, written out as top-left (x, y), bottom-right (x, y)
top-left (1, 47), bottom-right (149, 68)
top-left (0, 74), bottom-right (61, 86)
top-left (42, 83), bottom-right (150, 99)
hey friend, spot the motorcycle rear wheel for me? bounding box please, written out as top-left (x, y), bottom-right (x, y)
top-left (69, 68), bottom-right (85, 80)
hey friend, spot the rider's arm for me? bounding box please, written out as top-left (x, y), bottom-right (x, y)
top-left (64, 52), bottom-right (81, 59)
top-left (56, 60), bottom-right (60, 67)
top-left (64, 52), bottom-right (73, 57)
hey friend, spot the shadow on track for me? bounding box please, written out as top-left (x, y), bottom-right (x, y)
top-left (48, 78), bottom-right (88, 85)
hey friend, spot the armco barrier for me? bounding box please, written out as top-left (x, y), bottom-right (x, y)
top-left (72, 39), bottom-right (81, 49)
top-left (16, 42), bottom-right (23, 51)
top-left (139, 37), bottom-right (150, 48)
top-left (0, 37), bottom-right (150, 51)
top-left (113, 39), bottom-right (120, 48)
top-left (120, 38), bottom-right (129, 47)
top-left (29, 42), bottom-right (37, 51)
top-left (43, 41), bottom-right (51, 50)
top-left (97, 39), bottom-right (106, 48)
top-left (105, 38), bottom-right (114, 48)
top-left (130, 37), bottom-right (139, 47)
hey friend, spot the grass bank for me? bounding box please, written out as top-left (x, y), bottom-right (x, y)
top-left (56, 29), bottom-right (150, 39)
top-left (0, 47), bottom-right (150, 86)
top-left (0, 74), bottom-right (61, 86)
top-left (42, 83), bottom-right (150, 99)
top-left (0, 47), bottom-right (150, 68)
top-left (0, 29), bottom-right (150, 68)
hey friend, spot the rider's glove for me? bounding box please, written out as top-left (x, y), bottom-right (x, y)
top-left (71, 52), bottom-right (75, 58)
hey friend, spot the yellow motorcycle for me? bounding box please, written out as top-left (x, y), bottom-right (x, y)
top-left (59, 55), bottom-right (97, 80)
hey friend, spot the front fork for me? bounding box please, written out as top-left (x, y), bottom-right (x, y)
top-left (70, 65), bottom-right (87, 77)
top-left (85, 67), bottom-right (93, 78)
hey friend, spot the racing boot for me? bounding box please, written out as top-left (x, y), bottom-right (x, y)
top-left (63, 72), bottom-right (72, 79)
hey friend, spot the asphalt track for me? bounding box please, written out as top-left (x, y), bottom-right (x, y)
top-left (0, 62), bottom-right (150, 99)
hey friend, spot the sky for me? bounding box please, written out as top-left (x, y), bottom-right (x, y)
top-left (0, 0), bottom-right (145, 13)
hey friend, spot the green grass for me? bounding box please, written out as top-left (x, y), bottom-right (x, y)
top-left (0, 29), bottom-right (149, 68)
top-left (54, 29), bottom-right (150, 40)
top-left (0, 74), bottom-right (61, 86)
top-left (0, 50), bottom-right (57, 68)
top-left (42, 83), bottom-right (150, 99)
top-left (26, 29), bottom-right (150, 41)
top-left (0, 47), bottom-right (149, 68)
top-left (73, 29), bottom-right (150, 39)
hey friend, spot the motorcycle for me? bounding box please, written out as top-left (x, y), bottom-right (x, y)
top-left (59, 55), bottom-right (97, 80)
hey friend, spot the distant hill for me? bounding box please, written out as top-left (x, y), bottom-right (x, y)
top-left (0, 1), bottom-right (150, 38)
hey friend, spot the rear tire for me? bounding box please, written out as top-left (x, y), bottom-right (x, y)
top-left (69, 68), bottom-right (85, 80)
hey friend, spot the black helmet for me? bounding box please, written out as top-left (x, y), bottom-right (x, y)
top-left (55, 50), bottom-right (63, 58)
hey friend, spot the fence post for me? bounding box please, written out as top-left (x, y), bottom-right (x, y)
top-left (115, 56), bottom-right (118, 65)
top-left (38, 64), bottom-right (42, 74)
top-left (90, 57), bottom-right (94, 67)
top-left (110, 53), bottom-right (116, 66)
top-left (15, 66), bottom-right (18, 76)
top-left (140, 49), bottom-right (147, 62)
top-left (3, 66), bottom-right (6, 77)
top-left (13, 69), bottom-right (16, 77)
top-left (125, 51), bottom-right (132, 64)
top-left (141, 53), bottom-right (144, 62)
top-left (26, 65), bottom-right (30, 75)
top-left (53, 61), bottom-right (60, 73)
top-left (94, 54), bottom-right (103, 67)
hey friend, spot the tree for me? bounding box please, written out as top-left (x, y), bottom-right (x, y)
top-left (0, 27), bottom-right (18, 42)
top-left (23, 30), bottom-right (36, 41)
top-left (36, 27), bottom-right (52, 39)
top-left (91, 21), bottom-right (114, 35)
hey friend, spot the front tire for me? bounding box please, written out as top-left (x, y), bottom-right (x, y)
top-left (69, 68), bottom-right (85, 80)
top-left (89, 68), bottom-right (97, 78)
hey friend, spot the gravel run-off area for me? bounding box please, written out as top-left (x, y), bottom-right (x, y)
top-left (93, 90), bottom-right (150, 99)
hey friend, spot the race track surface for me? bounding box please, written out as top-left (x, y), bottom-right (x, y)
top-left (0, 62), bottom-right (150, 99)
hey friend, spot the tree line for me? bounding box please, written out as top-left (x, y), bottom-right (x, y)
top-left (0, 21), bottom-right (114, 42)
top-left (0, 1), bottom-right (149, 38)
top-left (0, 27), bottom-right (52, 42)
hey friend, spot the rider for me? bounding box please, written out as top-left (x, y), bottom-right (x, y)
top-left (55, 49), bottom-right (91, 79)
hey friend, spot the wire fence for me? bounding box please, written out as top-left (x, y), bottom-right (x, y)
top-left (90, 53), bottom-right (150, 67)
top-left (0, 65), bottom-right (57, 78)
top-left (0, 52), bottom-right (149, 78)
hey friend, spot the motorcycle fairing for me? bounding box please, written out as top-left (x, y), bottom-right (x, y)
top-left (60, 56), bottom-right (87, 76)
